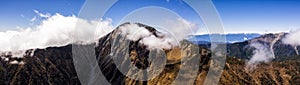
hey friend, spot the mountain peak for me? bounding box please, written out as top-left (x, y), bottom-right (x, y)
top-left (116, 22), bottom-right (163, 38)
top-left (112, 22), bottom-right (178, 50)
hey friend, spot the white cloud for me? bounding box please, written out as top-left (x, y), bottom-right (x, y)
top-left (30, 16), bottom-right (37, 22)
top-left (33, 10), bottom-right (51, 18)
top-left (283, 29), bottom-right (300, 46)
top-left (164, 18), bottom-right (198, 40)
top-left (9, 60), bottom-right (19, 64)
top-left (246, 43), bottom-right (274, 70)
top-left (119, 23), bottom-right (152, 41)
top-left (0, 10), bottom-right (196, 58)
top-left (0, 12), bottom-right (113, 57)
top-left (118, 18), bottom-right (197, 50)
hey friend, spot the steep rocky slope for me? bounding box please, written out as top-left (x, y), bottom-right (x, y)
top-left (220, 57), bottom-right (300, 85)
top-left (0, 45), bottom-right (80, 85)
top-left (94, 22), bottom-right (212, 85)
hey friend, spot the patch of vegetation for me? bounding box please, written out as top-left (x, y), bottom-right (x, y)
top-left (226, 57), bottom-right (245, 65)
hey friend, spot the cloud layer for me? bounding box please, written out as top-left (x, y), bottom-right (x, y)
top-left (0, 11), bottom-right (113, 57)
top-left (0, 10), bottom-right (197, 59)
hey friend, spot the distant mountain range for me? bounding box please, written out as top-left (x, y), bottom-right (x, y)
top-left (188, 33), bottom-right (261, 44)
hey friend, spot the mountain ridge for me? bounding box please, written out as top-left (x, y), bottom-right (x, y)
top-left (1, 22), bottom-right (300, 84)
top-left (0, 22), bottom-right (212, 85)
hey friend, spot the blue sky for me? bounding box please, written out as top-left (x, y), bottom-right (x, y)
top-left (213, 0), bottom-right (300, 33)
top-left (0, 0), bottom-right (84, 31)
top-left (1, 0), bottom-right (300, 34)
top-left (102, 0), bottom-right (201, 25)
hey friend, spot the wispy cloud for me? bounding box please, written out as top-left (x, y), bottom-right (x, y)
top-left (33, 10), bottom-right (50, 18)
top-left (246, 43), bottom-right (274, 70)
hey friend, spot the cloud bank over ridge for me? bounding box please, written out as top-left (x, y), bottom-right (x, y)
top-left (0, 11), bottom-right (114, 55)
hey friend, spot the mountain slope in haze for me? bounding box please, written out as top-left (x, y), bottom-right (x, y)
top-left (227, 33), bottom-right (300, 59)
top-left (220, 32), bottom-right (300, 84)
